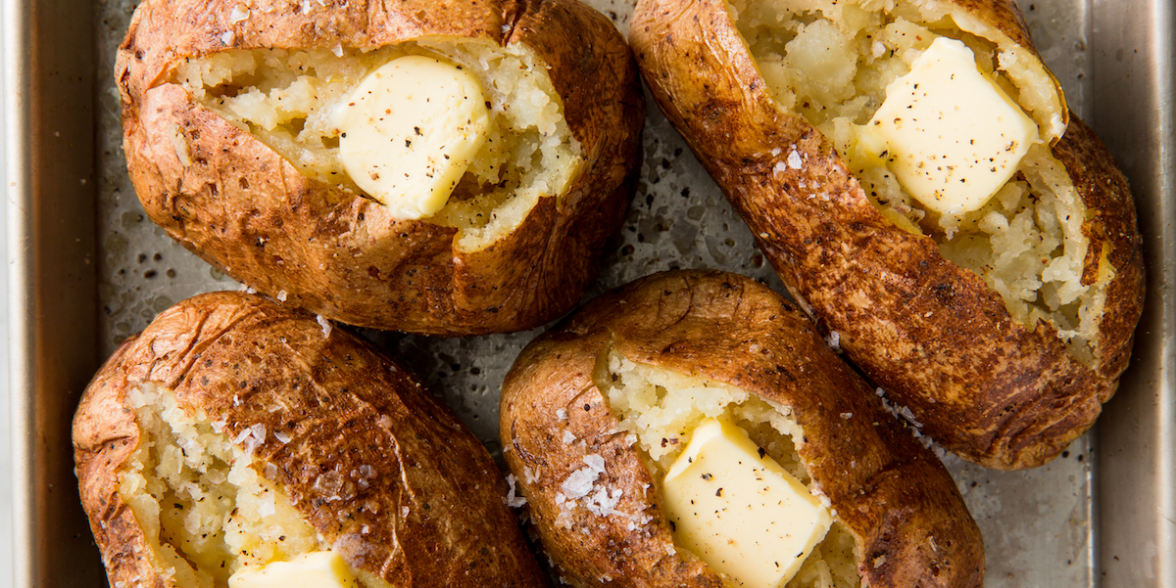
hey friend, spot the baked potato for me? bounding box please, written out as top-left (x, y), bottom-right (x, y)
top-left (500, 270), bottom-right (984, 588)
top-left (116, 0), bottom-right (644, 336)
top-left (72, 292), bottom-right (549, 588)
top-left (629, 0), bottom-right (1145, 469)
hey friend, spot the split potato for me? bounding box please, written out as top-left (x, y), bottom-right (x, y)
top-left (630, 0), bottom-right (1145, 469)
top-left (117, 0), bottom-right (644, 335)
top-left (73, 292), bottom-right (548, 588)
top-left (501, 270), bottom-right (984, 588)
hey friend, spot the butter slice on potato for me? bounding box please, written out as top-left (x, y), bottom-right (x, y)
top-left (334, 55), bottom-right (490, 220)
top-left (662, 418), bottom-right (832, 588)
top-left (861, 37), bottom-right (1039, 215)
top-left (229, 552), bottom-right (359, 588)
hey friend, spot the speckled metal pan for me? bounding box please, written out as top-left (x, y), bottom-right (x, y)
top-left (4, 0), bottom-right (1172, 586)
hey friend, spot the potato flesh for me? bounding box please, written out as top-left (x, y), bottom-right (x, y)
top-left (117, 384), bottom-right (385, 588)
top-left (729, 0), bottom-right (1105, 365)
top-left (601, 351), bottom-right (860, 588)
top-left (169, 39), bottom-right (582, 251)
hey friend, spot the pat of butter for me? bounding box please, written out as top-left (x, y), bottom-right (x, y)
top-left (334, 55), bottom-right (490, 220)
top-left (662, 419), bottom-right (832, 588)
top-left (228, 551), bottom-right (359, 588)
top-left (863, 37), bottom-right (1039, 216)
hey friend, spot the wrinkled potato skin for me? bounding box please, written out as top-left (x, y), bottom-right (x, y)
top-left (501, 270), bottom-right (983, 588)
top-left (117, 0), bottom-right (644, 336)
top-left (73, 292), bottom-right (549, 588)
top-left (629, 0), bottom-right (1145, 470)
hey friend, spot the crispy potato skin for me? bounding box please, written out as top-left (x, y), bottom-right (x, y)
top-left (500, 270), bottom-right (984, 588)
top-left (72, 292), bottom-right (549, 588)
top-left (629, 0), bottom-right (1145, 470)
top-left (117, 0), bottom-right (643, 336)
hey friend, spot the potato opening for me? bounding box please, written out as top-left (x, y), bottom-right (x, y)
top-left (728, 0), bottom-right (1106, 365)
top-left (168, 38), bottom-right (583, 251)
top-left (598, 350), bottom-right (860, 588)
top-left (117, 384), bottom-right (390, 588)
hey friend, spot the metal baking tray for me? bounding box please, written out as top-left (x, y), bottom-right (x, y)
top-left (3, 0), bottom-right (1172, 586)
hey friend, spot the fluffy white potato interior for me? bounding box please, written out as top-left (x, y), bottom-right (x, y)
top-left (117, 384), bottom-right (390, 588)
top-left (728, 0), bottom-right (1105, 365)
top-left (600, 351), bottom-right (860, 588)
top-left (169, 38), bottom-right (582, 251)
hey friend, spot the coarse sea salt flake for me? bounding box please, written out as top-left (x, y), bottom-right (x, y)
top-left (561, 467), bottom-right (600, 500)
top-left (555, 408), bottom-right (568, 421)
top-left (787, 150), bottom-right (803, 170)
top-left (317, 315), bottom-right (333, 338)
top-left (229, 5), bottom-right (250, 22)
top-left (331, 43), bottom-right (344, 57)
top-left (826, 330), bottom-right (841, 351)
top-left (505, 474), bottom-right (527, 508)
top-left (250, 423), bottom-right (266, 443)
top-left (274, 430), bottom-right (292, 444)
top-left (221, 31), bottom-right (235, 45)
top-left (232, 428), bottom-right (252, 445)
top-left (562, 430), bottom-right (576, 444)
top-left (583, 454), bottom-right (606, 473)
top-left (276, 290), bottom-right (287, 302)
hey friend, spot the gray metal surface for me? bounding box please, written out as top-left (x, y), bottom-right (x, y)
top-left (3, 0), bottom-right (103, 587)
top-left (1091, 0), bottom-right (1176, 585)
top-left (3, 0), bottom-right (1170, 586)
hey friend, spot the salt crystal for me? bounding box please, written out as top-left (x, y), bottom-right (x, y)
top-left (331, 43), bottom-right (344, 58)
top-left (276, 290), bottom-right (287, 302)
top-left (221, 31), bottom-right (235, 45)
top-left (232, 428), bottom-right (252, 445)
top-left (250, 423), bottom-right (266, 443)
top-left (840, 412), bottom-right (853, 419)
top-left (555, 408), bottom-right (567, 421)
top-left (229, 5), bottom-right (250, 23)
top-left (401, 506), bottom-right (410, 518)
top-left (787, 150), bottom-right (803, 170)
top-left (317, 315), bottom-right (333, 338)
top-left (562, 430), bottom-right (576, 444)
top-left (560, 466), bottom-right (600, 500)
top-left (899, 405), bottom-right (923, 428)
top-left (826, 330), bottom-right (841, 351)
top-left (582, 454), bottom-right (606, 473)
top-left (505, 474), bottom-right (527, 508)
top-left (274, 430), bottom-right (292, 444)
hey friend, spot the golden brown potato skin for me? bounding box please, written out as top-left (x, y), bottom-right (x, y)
top-left (117, 0), bottom-right (644, 336)
top-left (501, 270), bottom-right (984, 588)
top-left (73, 292), bottom-right (549, 588)
top-left (629, 0), bottom-right (1145, 470)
